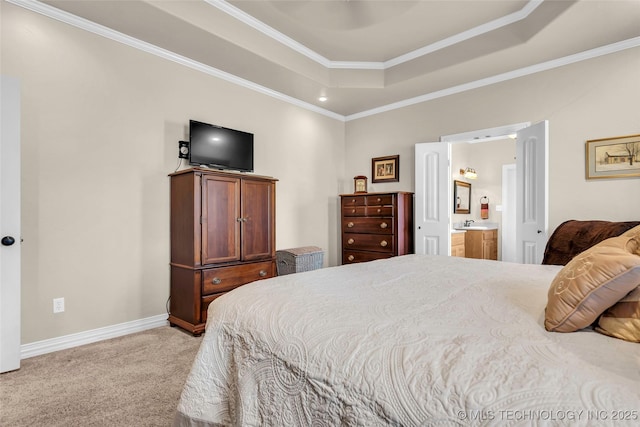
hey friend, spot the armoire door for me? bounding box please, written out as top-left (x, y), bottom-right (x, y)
top-left (241, 179), bottom-right (275, 261)
top-left (201, 175), bottom-right (241, 265)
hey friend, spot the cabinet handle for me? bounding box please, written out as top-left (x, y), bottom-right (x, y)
top-left (236, 217), bottom-right (247, 222)
top-left (259, 270), bottom-right (267, 277)
top-left (380, 240), bottom-right (388, 247)
top-left (212, 277), bottom-right (222, 285)
top-left (380, 222), bottom-right (388, 229)
top-left (347, 222), bottom-right (354, 228)
top-left (347, 238), bottom-right (354, 245)
top-left (347, 255), bottom-right (355, 261)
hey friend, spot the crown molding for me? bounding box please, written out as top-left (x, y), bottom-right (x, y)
top-left (384, 0), bottom-right (543, 68)
top-left (345, 36), bottom-right (640, 121)
top-left (7, 0), bottom-right (344, 122)
top-left (207, 0), bottom-right (544, 70)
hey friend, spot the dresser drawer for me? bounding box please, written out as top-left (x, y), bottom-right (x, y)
top-left (343, 233), bottom-right (395, 253)
top-left (342, 206), bottom-right (367, 216)
top-left (366, 194), bottom-right (394, 206)
top-left (343, 250), bottom-right (393, 264)
top-left (365, 206), bottom-right (394, 216)
top-left (341, 196), bottom-right (366, 207)
top-left (202, 261), bottom-right (274, 295)
top-left (343, 217), bottom-right (393, 234)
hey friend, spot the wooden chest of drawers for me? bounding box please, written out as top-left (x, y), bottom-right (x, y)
top-left (340, 192), bottom-right (413, 264)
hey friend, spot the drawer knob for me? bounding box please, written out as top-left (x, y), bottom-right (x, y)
top-left (347, 222), bottom-right (354, 228)
top-left (259, 270), bottom-right (267, 277)
top-left (347, 255), bottom-right (355, 261)
top-left (351, 209), bottom-right (356, 213)
top-left (212, 277), bottom-right (222, 285)
top-left (351, 199), bottom-right (356, 203)
top-left (380, 222), bottom-right (388, 229)
top-left (377, 209), bottom-right (381, 213)
top-left (377, 198), bottom-right (381, 202)
top-left (380, 240), bottom-right (388, 247)
top-left (347, 238), bottom-right (354, 245)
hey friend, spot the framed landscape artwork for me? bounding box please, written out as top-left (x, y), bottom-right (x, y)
top-left (586, 134), bottom-right (640, 179)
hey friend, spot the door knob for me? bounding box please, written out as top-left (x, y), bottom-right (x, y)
top-left (1, 236), bottom-right (16, 246)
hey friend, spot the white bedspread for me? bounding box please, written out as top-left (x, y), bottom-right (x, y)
top-left (175, 255), bottom-right (640, 426)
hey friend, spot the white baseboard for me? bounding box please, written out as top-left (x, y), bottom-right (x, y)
top-left (20, 314), bottom-right (169, 359)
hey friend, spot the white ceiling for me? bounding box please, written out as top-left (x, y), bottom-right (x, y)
top-left (32, 0), bottom-right (640, 119)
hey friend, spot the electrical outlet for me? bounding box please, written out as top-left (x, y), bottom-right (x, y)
top-left (53, 297), bottom-right (65, 313)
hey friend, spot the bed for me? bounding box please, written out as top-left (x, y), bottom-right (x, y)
top-left (174, 237), bottom-right (640, 426)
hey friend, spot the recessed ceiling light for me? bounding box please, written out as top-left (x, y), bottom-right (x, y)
top-left (318, 96), bottom-right (327, 102)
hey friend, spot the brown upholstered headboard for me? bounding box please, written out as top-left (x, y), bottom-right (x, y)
top-left (542, 220), bottom-right (640, 266)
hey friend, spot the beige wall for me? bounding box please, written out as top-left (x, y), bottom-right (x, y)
top-left (345, 47), bottom-right (640, 233)
top-left (2, 4), bottom-right (345, 343)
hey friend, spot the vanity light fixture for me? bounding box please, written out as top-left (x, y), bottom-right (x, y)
top-left (460, 167), bottom-right (477, 179)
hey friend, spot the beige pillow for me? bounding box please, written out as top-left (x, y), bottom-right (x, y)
top-left (623, 223), bottom-right (640, 237)
top-left (544, 230), bottom-right (640, 332)
top-left (595, 286), bottom-right (640, 342)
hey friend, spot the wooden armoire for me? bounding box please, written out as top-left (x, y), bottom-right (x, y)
top-left (168, 168), bottom-right (277, 335)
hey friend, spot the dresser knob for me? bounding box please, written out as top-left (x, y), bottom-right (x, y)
top-left (347, 222), bottom-right (354, 228)
top-left (212, 277), bottom-right (222, 285)
top-left (351, 209), bottom-right (356, 214)
top-left (377, 198), bottom-right (381, 202)
top-left (351, 199), bottom-right (356, 203)
top-left (380, 240), bottom-right (388, 247)
top-left (347, 238), bottom-right (354, 245)
top-left (377, 209), bottom-right (381, 213)
top-left (380, 222), bottom-right (388, 229)
top-left (347, 255), bottom-right (355, 261)
top-left (259, 270), bottom-right (267, 277)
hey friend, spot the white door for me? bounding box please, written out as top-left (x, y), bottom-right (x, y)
top-left (1, 76), bottom-right (21, 373)
top-left (501, 164), bottom-right (517, 262)
top-left (414, 142), bottom-right (450, 255)
top-left (516, 120), bottom-right (548, 264)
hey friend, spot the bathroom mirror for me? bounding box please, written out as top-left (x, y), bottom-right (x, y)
top-left (454, 180), bottom-right (471, 214)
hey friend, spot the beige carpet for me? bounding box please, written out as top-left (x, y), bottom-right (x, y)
top-left (0, 326), bottom-right (202, 426)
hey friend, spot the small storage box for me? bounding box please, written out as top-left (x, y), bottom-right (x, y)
top-left (276, 246), bottom-right (324, 275)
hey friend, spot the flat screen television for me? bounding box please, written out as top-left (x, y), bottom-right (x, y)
top-left (189, 120), bottom-right (254, 172)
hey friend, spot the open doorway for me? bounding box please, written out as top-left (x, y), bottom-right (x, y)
top-left (414, 121), bottom-right (548, 264)
top-left (451, 138), bottom-right (515, 260)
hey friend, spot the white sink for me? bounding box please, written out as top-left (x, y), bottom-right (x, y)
top-left (453, 222), bottom-right (498, 231)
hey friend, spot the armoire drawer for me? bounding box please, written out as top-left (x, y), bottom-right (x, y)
top-left (201, 293), bottom-right (225, 323)
top-left (343, 233), bottom-right (396, 253)
top-left (202, 261), bottom-right (274, 295)
top-left (342, 217), bottom-right (393, 234)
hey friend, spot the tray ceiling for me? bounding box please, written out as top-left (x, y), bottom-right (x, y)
top-left (27, 0), bottom-right (640, 118)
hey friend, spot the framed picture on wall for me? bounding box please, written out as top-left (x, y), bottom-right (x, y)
top-left (372, 155), bottom-right (399, 183)
top-left (586, 134), bottom-right (640, 179)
